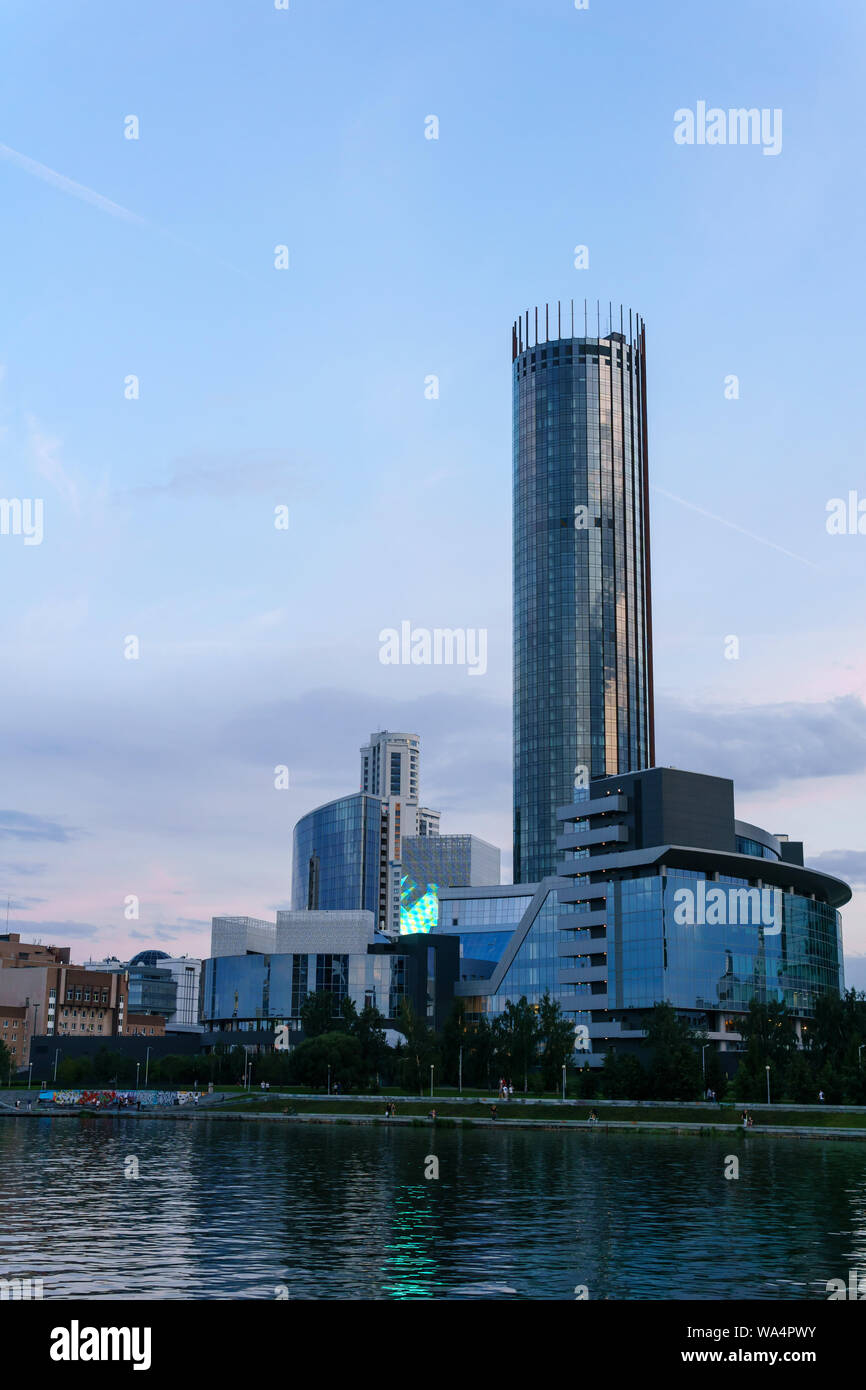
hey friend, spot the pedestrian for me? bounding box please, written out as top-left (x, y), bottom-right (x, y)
top-left (508, 1083), bottom-right (514, 1101)
top-left (818, 1090), bottom-right (825, 1103)
top-left (490, 1104), bottom-right (497, 1120)
top-left (588, 1110), bottom-right (598, 1124)
top-left (742, 1110), bottom-right (748, 1129)
top-left (428, 1108), bottom-right (437, 1120)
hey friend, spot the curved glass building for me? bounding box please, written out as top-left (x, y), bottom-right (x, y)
top-left (512, 303), bottom-right (654, 882)
top-left (291, 793), bottom-right (384, 921)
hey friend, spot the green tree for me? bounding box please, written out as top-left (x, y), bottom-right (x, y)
top-left (493, 997), bottom-right (540, 1092)
top-left (440, 999), bottom-right (468, 1087)
top-left (394, 998), bottom-right (437, 1094)
top-left (643, 1002), bottom-right (702, 1101)
top-left (288, 1032), bottom-right (362, 1090)
top-left (344, 1001), bottom-right (389, 1088)
top-left (538, 993), bottom-right (578, 1091)
top-left (301, 990), bottom-right (344, 1039)
top-left (601, 1049), bottom-right (646, 1100)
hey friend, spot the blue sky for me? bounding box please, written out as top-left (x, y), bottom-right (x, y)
top-left (1, 0), bottom-right (866, 977)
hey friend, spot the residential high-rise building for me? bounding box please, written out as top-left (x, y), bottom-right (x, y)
top-left (512, 303), bottom-right (655, 882)
top-left (293, 732), bottom-right (450, 933)
top-left (360, 731), bottom-right (420, 801)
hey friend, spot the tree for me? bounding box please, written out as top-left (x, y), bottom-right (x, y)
top-left (538, 993), bottom-right (579, 1091)
top-left (300, 990), bottom-right (343, 1039)
top-left (288, 1032), bottom-right (362, 1089)
top-left (345, 1001), bottom-right (389, 1088)
top-left (493, 997), bottom-right (540, 1092)
top-left (643, 1002), bottom-right (702, 1101)
top-left (394, 998), bottom-right (437, 1094)
top-left (440, 999), bottom-right (468, 1087)
top-left (601, 1050), bottom-right (646, 1100)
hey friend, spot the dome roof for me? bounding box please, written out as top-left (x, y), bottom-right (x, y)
top-left (127, 949), bottom-right (171, 969)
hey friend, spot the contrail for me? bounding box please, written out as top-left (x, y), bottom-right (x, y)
top-left (0, 140), bottom-right (252, 279)
top-left (652, 485), bottom-right (819, 570)
top-left (0, 142), bottom-right (145, 223)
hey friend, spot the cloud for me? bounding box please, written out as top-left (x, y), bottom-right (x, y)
top-left (127, 924), bottom-right (201, 943)
top-left (0, 811), bottom-right (79, 843)
top-left (222, 686), bottom-right (511, 815)
top-left (659, 693), bottom-right (866, 790)
top-left (129, 449), bottom-right (310, 499)
top-left (6, 919), bottom-right (100, 939)
top-left (27, 418), bottom-right (79, 515)
top-left (808, 851), bottom-right (866, 888)
top-left (844, 956), bottom-right (866, 993)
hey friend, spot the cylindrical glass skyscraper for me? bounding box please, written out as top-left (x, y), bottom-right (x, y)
top-left (512, 302), bottom-right (655, 883)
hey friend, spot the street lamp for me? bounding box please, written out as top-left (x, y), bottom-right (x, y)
top-left (144, 1046), bottom-right (152, 1088)
top-left (701, 1044), bottom-right (707, 1081)
top-left (430, 1064), bottom-right (434, 1100)
top-left (859, 1044), bottom-right (864, 1069)
top-left (458, 1045), bottom-right (463, 1095)
top-left (327, 1064), bottom-right (331, 1096)
top-left (562, 1063), bottom-right (567, 1101)
top-left (27, 1062), bottom-right (33, 1090)
top-left (135, 1061), bottom-right (141, 1092)
top-left (765, 1065), bottom-right (771, 1104)
top-left (53, 1049), bottom-right (61, 1084)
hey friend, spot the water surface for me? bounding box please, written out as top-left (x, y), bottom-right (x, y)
top-left (1, 1117), bottom-right (863, 1299)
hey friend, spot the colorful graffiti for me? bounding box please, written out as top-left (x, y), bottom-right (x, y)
top-left (37, 1090), bottom-right (200, 1108)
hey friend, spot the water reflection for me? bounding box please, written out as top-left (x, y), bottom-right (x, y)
top-left (0, 1119), bottom-right (865, 1299)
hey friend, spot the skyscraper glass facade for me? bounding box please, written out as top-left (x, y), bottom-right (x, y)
top-left (604, 869), bottom-right (844, 1017)
top-left (202, 950), bottom-right (406, 1028)
top-left (291, 793), bottom-right (382, 916)
top-left (512, 305), bottom-right (654, 881)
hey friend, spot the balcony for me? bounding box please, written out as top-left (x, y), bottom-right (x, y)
top-left (557, 793), bottom-right (629, 821)
top-left (558, 824), bottom-right (629, 851)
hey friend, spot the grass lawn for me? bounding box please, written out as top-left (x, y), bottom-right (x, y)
top-left (216, 1096), bottom-right (866, 1128)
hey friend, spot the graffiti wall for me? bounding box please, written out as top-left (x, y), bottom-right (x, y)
top-left (37, 1090), bottom-right (200, 1107)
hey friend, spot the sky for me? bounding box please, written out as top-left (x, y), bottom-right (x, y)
top-left (1, 0), bottom-right (865, 978)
